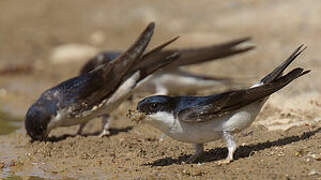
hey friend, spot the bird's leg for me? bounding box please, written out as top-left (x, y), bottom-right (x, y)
top-left (99, 114), bottom-right (111, 137)
top-left (77, 122), bottom-right (88, 135)
top-left (185, 143), bottom-right (204, 163)
top-left (217, 131), bottom-right (236, 165)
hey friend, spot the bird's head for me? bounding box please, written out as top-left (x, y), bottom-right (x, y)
top-left (25, 101), bottom-right (57, 141)
top-left (137, 95), bottom-right (175, 115)
top-left (137, 95), bottom-right (179, 133)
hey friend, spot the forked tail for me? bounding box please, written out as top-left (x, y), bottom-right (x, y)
top-left (259, 45), bottom-right (306, 84)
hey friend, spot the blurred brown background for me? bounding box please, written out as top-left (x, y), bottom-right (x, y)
top-left (1, 0), bottom-right (320, 116)
top-left (0, 0), bottom-right (320, 179)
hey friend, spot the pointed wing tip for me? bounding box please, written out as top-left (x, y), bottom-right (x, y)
top-left (147, 22), bottom-right (155, 30)
top-left (173, 35), bottom-right (180, 41)
top-left (140, 22), bottom-right (156, 39)
top-left (297, 44), bottom-right (307, 53)
top-left (240, 44), bottom-right (256, 51)
top-left (164, 36), bottom-right (180, 47)
top-left (241, 36), bottom-right (252, 42)
top-left (230, 36), bottom-right (253, 45)
top-left (301, 69), bottom-right (311, 76)
top-left (291, 44), bottom-right (307, 60)
top-left (217, 36), bottom-right (255, 51)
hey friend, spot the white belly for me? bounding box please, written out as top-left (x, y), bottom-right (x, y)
top-left (148, 101), bottom-right (265, 144)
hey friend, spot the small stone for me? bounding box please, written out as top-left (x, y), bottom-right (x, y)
top-left (295, 151), bottom-right (303, 157)
top-left (308, 169), bottom-right (319, 176)
top-left (306, 157), bottom-right (312, 162)
top-left (306, 152), bottom-right (321, 161)
top-left (89, 31), bottom-right (106, 46)
top-left (0, 88), bottom-right (7, 98)
top-left (50, 44), bottom-right (99, 64)
top-left (191, 169), bottom-right (203, 177)
top-left (0, 162), bottom-right (5, 168)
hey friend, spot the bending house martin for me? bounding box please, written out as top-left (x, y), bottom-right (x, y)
top-left (25, 22), bottom-right (180, 141)
top-left (80, 37), bottom-right (254, 137)
top-left (137, 45), bottom-right (310, 164)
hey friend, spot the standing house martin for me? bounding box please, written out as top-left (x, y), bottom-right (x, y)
top-left (80, 38), bottom-right (254, 137)
top-left (136, 45), bottom-right (310, 164)
top-left (24, 23), bottom-right (181, 141)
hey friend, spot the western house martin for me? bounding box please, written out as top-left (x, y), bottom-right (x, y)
top-left (136, 45), bottom-right (310, 164)
top-left (80, 37), bottom-right (254, 137)
top-left (25, 22), bottom-right (180, 141)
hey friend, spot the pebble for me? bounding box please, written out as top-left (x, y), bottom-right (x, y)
top-left (0, 162), bottom-right (4, 168)
top-left (89, 31), bottom-right (106, 46)
top-left (306, 157), bottom-right (312, 162)
top-left (0, 88), bottom-right (7, 98)
top-left (50, 44), bottom-right (99, 64)
top-left (308, 169), bottom-right (319, 176)
top-left (307, 152), bottom-right (321, 161)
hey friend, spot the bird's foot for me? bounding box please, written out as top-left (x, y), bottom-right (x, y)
top-left (99, 129), bottom-right (111, 137)
top-left (216, 158), bottom-right (233, 166)
top-left (76, 122), bottom-right (88, 136)
top-left (76, 131), bottom-right (83, 136)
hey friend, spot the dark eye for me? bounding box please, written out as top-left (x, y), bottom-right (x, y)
top-left (150, 103), bottom-right (158, 109)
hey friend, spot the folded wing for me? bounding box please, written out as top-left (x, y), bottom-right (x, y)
top-left (178, 45), bottom-right (309, 123)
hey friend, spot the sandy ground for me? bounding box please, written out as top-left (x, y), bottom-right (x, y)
top-left (0, 0), bottom-right (321, 179)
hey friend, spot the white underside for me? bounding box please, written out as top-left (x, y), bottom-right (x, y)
top-left (146, 97), bottom-right (266, 144)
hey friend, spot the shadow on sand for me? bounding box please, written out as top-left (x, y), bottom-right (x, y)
top-left (144, 127), bottom-right (321, 166)
top-left (32, 126), bottom-right (134, 143)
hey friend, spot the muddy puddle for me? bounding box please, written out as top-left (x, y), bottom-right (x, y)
top-left (0, 110), bottom-right (23, 135)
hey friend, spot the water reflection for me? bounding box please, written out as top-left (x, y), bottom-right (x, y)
top-left (0, 110), bottom-right (23, 135)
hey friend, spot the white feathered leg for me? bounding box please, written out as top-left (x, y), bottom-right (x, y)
top-left (99, 114), bottom-right (111, 137)
top-left (217, 131), bottom-right (236, 165)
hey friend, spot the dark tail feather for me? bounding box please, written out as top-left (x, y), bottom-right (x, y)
top-left (132, 36), bottom-right (180, 71)
top-left (237, 68), bottom-right (310, 108)
top-left (260, 68), bottom-right (310, 96)
top-left (260, 45), bottom-right (306, 84)
top-left (132, 36), bottom-right (181, 81)
top-left (80, 36), bottom-right (178, 75)
top-left (218, 37), bottom-right (252, 48)
top-left (138, 52), bottom-right (181, 81)
top-left (80, 36), bottom-right (253, 75)
top-left (107, 22), bottom-right (155, 79)
top-left (141, 36), bottom-right (179, 61)
top-left (165, 37), bottom-right (255, 67)
top-left (80, 51), bottom-right (121, 74)
top-left (271, 68), bottom-right (310, 89)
